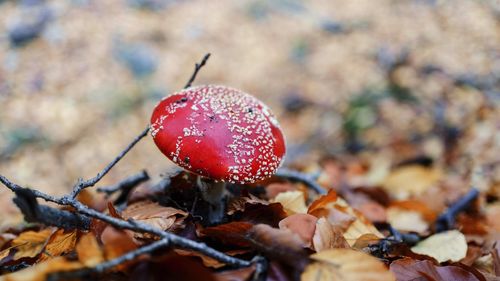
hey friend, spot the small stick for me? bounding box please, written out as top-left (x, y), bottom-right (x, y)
top-left (184, 53), bottom-right (211, 89)
top-left (97, 170), bottom-right (150, 205)
top-left (435, 187), bottom-right (480, 232)
top-left (0, 174), bottom-right (252, 269)
top-left (70, 127), bottom-right (150, 198)
top-left (275, 168), bottom-right (326, 194)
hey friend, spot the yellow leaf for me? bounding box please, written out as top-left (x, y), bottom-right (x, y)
top-left (38, 229), bottom-right (77, 261)
top-left (411, 230), bottom-right (467, 263)
top-left (301, 248), bottom-right (396, 281)
top-left (273, 191), bottom-right (307, 215)
top-left (76, 233), bottom-right (104, 267)
top-left (0, 257), bottom-right (82, 281)
top-left (383, 165), bottom-right (441, 199)
top-left (0, 228), bottom-right (55, 262)
top-left (386, 207), bottom-right (428, 233)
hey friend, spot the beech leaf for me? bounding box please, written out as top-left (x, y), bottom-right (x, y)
top-left (301, 248), bottom-right (396, 281)
top-left (273, 190), bottom-right (308, 215)
top-left (76, 232), bottom-right (104, 267)
top-left (0, 228), bottom-right (55, 262)
top-left (411, 230), bottom-right (468, 263)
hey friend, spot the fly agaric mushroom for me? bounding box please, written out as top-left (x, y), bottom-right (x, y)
top-left (150, 85), bottom-right (286, 223)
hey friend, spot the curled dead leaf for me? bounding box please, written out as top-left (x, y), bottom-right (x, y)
top-left (312, 218), bottom-right (350, 252)
top-left (246, 224), bottom-right (308, 270)
top-left (227, 193), bottom-right (269, 216)
top-left (308, 190), bottom-right (383, 245)
top-left (122, 200), bottom-right (188, 239)
top-left (411, 230), bottom-right (468, 263)
top-left (301, 248), bottom-right (396, 281)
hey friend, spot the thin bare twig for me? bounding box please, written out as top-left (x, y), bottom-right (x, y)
top-left (184, 53), bottom-right (211, 88)
top-left (0, 174), bottom-right (252, 268)
top-left (70, 126), bottom-right (150, 198)
top-left (97, 170), bottom-right (150, 205)
top-left (0, 53), bottom-right (252, 275)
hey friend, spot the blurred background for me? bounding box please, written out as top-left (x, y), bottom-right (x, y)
top-left (0, 0), bottom-right (498, 216)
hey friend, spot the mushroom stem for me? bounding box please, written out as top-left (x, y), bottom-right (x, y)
top-left (197, 176), bottom-right (227, 225)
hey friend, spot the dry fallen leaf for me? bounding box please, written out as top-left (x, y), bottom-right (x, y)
top-left (411, 230), bottom-right (468, 263)
top-left (387, 207), bottom-right (429, 233)
top-left (0, 256), bottom-right (82, 281)
top-left (301, 248), bottom-right (396, 281)
top-left (101, 226), bottom-right (138, 267)
top-left (383, 165), bottom-right (441, 199)
top-left (390, 257), bottom-right (482, 281)
top-left (201, 221), bottom-right (253, 247)
top-left (122, 200), bottom-right (188, 238)
top-left (246, 224), bottom-right (309, 269)
top-left (227, 193), bottom-right (269, 215)
top-left (76, 232), bottom-right (104, 267)
top-left (279, 214), bottom-right (318, 247)
top-left (312, 218), bottom-right (350, 252)
top-left (38, 229), bottom-right (77, 262)
top-left (308, 190), bottom-right (384, 245)
top-left (0, 228), bottom-right (55, 262)
top-left (273, 190), bottom-right (308, 215)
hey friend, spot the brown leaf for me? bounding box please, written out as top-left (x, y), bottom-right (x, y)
top-left (279, 214), bottom-right (318, 247)
top-left (201, 221), bottom-right (254, 247)
top-left (0, 228), bottom-right (55, 262)
top-left (38, 229), bottom-right (77, 262)
top-left (246, 224), bottom-right (308, 270)
top-left (122, 200), bottom-right (188, 238)
top-left (227, 193), bottom-right (269, 215)
top-left (239, 202), bottom-right (287, 227)
top-left (301, 248), bottom-right (396, 281)
top-left (174, 249), bottom-right (226, 269)
top-left (0, 257), bottom-right (82, 281)
top-left (273, 191), bottom-right (308, 215)
top-left (101, 225), bottom-right (138, 268)
top-left (355, 201), bottom-right (387, 223)
top-left (312, 218), bottom-right (350, 252)
top-left (390, 258), bottom-right (482, 281)
top-left (308, 190), bottom-right (383, 245)
top-left (76, 232), bottom-right (104, 267)
top-left (107, 201), bottom-right (123, 219)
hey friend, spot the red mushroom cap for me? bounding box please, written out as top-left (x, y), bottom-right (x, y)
top-left (150, 85), bottom-right (286, 184)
